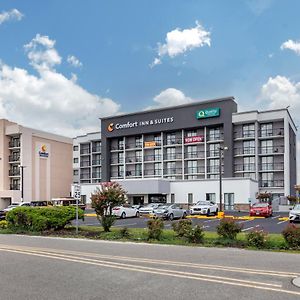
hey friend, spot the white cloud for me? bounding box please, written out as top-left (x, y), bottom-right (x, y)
top-left (67, 55), bottom-right (82, 68)
top-left (0, 35), bottom-right (121, 137)
top-left (146, 88), bottom-right (193, 110)
top-left (24, 34), bottom-right (62, 72)
top-left (0, 9), bottom-right (23, 25)
top-left (151, 21), bottom-right (211, 66)
top-left (280, 39), bottom-right (300, 56)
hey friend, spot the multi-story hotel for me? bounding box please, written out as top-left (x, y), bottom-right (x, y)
top-left (0, 119), bottom-right (73, 209)
top-left (73, 97), bottom-right (297, 210)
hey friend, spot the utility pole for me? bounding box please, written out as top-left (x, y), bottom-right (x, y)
top-left (20, 166), bottom-right (26, 202)
top-left (219, 146), bottom-right (228, 213)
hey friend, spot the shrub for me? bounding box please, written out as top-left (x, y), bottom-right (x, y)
top-left (217, 218), bottom-right (242, 240)
top-left (119, 227), bottom-right (130, 238)
top-left (147, 218), bottom-right (164, 240)
top-left (6, 206), bottom-right (84, 232)
top-left (172, 219), bottom-right (193, 237)
top-left (282, 224), bottom-right (300, 249)
top-left (0, 220), bottom-right (8, 229)
top-left (246, 230), bottom-right (268, 249)
top-left (186, 225), bottom-right (204, 244)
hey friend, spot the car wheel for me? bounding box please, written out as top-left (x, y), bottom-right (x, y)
top-left (182, 212), bottom-right (187, 219)
top-left (169, 213), bottom-right (174, 221)
top-left (121, 212), bottom-right (126, 219)
top-left (215, 209), bottom-right (218, 216)
top-left (135, 211), bottom-right (140, 218)
top-left (206, 209), bottom-right (210, 217)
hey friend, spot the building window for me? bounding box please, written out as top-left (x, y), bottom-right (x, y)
top-left (118, 165), bottom-right (124, 177)
top-left (188, 193), bottom-right (193, 204)
top-left (206, 193), bottom-right (216, 202)
top-left (73, 145), bottom-right (79, 151)
top-left (261, 156), bottom-right (273, 171)
top-left (135, 136), bottom-right (142, 148)
top-left (166, 133), bottom-right (176, 145)
top-left (154, 148), bottom-right (161, 161)
top-left (118, 139), bottom-right (124, 150)
top-left (242, 124), bottom-right (255, 138)
top-left (261, 172), bottom-right (274, 187)
top-left (73, 158), bottom-right (79, 163)
top-left (135, 150), bottom-right (142, 162)
top-left (224, 193), bottom-right (234, 210)
top-left (73, 170), bottom-right (79, 176)
top-left (243, 156), bottom-right (255, 171)
top-left (243, 173), bottom-right (256, 180)
top-left (118, 152), bottom-right (124, 164)
top-left (154, 134), bottom-right (161, 146)
top-left (261, 123), bottom-right (273, 137)
top-left (166, 161), bottom-right (176, 174)
top-left (187, 160), bottom-right (197, 174)
top-left (171, 194), bottom-right (175, 204)
top-left (187, 145), bottom-right (197, 158)
top-left (208, 128), bottom-right (221, 141)
top-left (261, 140), bottom-right (273, 154)
top-left (243, 140), bottom-right (255, 155)
top-left (166, 147), bottom-right (176, 160)
top-left (208, 159), bottom-right (219, 173)
top-left (208, 143), bottom-right (220, 157)
top-left (154, 163), bottom-right (161, 176)
top-left (186, 130), bottom-right (197, 137)
top-left (135, 164), bottom-right (142, 176)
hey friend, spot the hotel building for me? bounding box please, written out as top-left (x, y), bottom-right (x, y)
top-left (0, 119), bottom-right (73, 209)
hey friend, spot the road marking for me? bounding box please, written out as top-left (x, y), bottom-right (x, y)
top-left (113, 223), bottom-right (137, 227)
top-left (277, 220), bottom-right (288, 225)
top-left (238, 220), bottom-right (253, 224)
top-left (241, 227), bottom-right (254, 232)
top-left (202, 225), bottom-right (210, 229)
top-left (271, 215), bottom-right (280, 219)
top-left (0, 244), bottom-right (298, 278)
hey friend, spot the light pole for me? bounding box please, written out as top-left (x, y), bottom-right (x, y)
top-left (20, 165), bottom-right (26, 202)
top-left (219, 146), bottom-right (228, 213)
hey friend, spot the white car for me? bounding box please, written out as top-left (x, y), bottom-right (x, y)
top-left (190, 201), bottom-right (219, 216)
top-left (153, 204), bottom-right (187, 220)
top-left (289, 204), bottom-right (300, 223)
top-left (138, 203), bottom-right (165, 215)
top-left (112, 205), bottom-right (139, 219)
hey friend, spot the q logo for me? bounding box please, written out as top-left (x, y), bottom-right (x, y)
top-left (107, 123), bottom-right (114, 132)
top-left (199, 111), bottom-right (205, 117)
top-left (41, 145), bottom-right (47, 152)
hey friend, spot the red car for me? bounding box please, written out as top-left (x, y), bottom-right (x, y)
top-left (250, 203), bottom-right (273, 217)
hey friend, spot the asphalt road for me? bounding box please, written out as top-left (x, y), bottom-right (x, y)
top-left (0, 234), bottom-right (299, 300)
top-left (79, 210), bottom-right (290, 233)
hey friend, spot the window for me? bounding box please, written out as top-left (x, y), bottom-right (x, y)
top-left (243, 173), bottom-right (256, 180)
top-left (73, 158), bottom-right (79, 163)
top-left (261, 172), bottom-right (274, 187)
top-left (166, 147), bottom-right (176, 160)
top-left (154, 163), bottom-right (161, 176)
top-left (135, 136), bottom-right (142, 148)
top-left (261, 140), bottom-right (273, 154)
top-left (186, 130), bottom-right (197, 137)
top-left (135, 150), bottom-right (142, 162)
top-left (243, 156), bottom-right (255, 171)
top-left (187, 160), bottom-right (197, 174)
top-left (208, 159), bottom-right (219, 173)
top-left (171, 194), bottom-right (175, 204)
top-left (208, 128), bottom-right (221, 141)
top-left (206, 193), bottom-right (216, 202)
top-left (208, 143), bottom-right (220, 157)
top-left (118, 165), bottom-right (124, 177)
top-left (261, 123), bottom-right (273, 137)
top-left (166, 133), bottom-right (176, 145)
top-left (243, 140), bottom-right (255, 154)
top-left (188, 193), bottom-right (193, 204)
top-left (187, 145), bottom-right (197, 158)
top-left (261, 156), bottom-right (273, 170)
top-left (242, 124), bottom-right (255, 138)
top-left (135, 164), bottom-right (142, 176)
top-left (224, 193), bottom-right (234, 210)
top-left (154, 148), bottom-right (161, 161)
top-left (208, 174), bottom-right (219, 179)
top-left (118, 139), bottom-right (124, 150)
top-left (118, 152), bottom-right (124, 164)
top-left (73, 170), bottom-right (79, 176)
top-left (73, 145), bottom-right (79, 151)
top-left (154, 134), bottom-right (161, 145)
top-left (166, 161), bottom-right (176, 174)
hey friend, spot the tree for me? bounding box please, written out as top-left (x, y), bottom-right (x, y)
top-left (91, 182), bottom-right (126, 231)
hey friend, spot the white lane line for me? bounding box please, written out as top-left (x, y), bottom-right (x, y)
top-left (113, 223), bottom-right (137, 227)
top-left (272, 215), bottom-right (280, 219)
top-left (277, 220), bottom-right (287, 225)
top-left (202, 225), bottom-right (210, 229)
top-left (238, 220), bottom-right (253, 224)
top-left (241, 227), bottom-right (254, 232)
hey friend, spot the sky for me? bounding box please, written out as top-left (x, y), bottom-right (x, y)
top-left (1, 0), bottom-right (300, 138)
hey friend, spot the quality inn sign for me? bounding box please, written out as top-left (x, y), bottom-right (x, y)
top-left (196, 107), bottom-right (220, 119)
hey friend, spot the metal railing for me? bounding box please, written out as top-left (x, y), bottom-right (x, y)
top-left (144, 154), bottom-right (162, 162)
top-left (9, 169), bottom-right (20, 176)
top-left (80, 148), bottom-right (90, 155)
top-left (234, 164), bottom-right (256, 172)
top-left (259, 163), bottom-right (284, 171)
top-left (92, 146), bottom-right (101, 153)
top-left (259, 146), bottom-right (284, 154)
top-left (259, 180), bottom-right (284, 188)
top-left (185, 151), bottom-right (205, 159)
top-left (9, 141), bottom-right (20, 148)
top-left (207, 133), bottom-right (223, 141)
top-left (92, 160), bottom-right (101, 165)
top-left (234, 147), bottom-right (256, 155)
top-left (9, 155), bottom-right (20, 162)
top-left (164, 168), bottom-right (182, 175)
top-left (80, 161), bottom-right (90, 167)
top-left (10, 184), bottom-right (20, 190)
top-left (144, 169), bottom-right (162, 176)
top-left (234, 130), bottom-right (255, 139)
top-left (126, 157), bottom-right (143, 163)
top-left (92, 173), bottom-right (101, 178)
top-left (165, 138), bottom-right (182, 145)
top-left (259, 128), bottom-right (284, 137)
top-left (185, 167), bottom-right (205, 174)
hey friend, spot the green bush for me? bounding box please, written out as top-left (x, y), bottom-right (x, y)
top-left (119, 227), bottom-right (130, 238)
top-left (217, 218), bottom-right (242, 240)
top-left (147, 218), bottom-right (164, 240)
top-left (101, 215), bottom-right (116, 232)
top-left (0, 220), bottom-right (8, 229)
top-left (172, 219), bottom-right (193, 237)
top-left (6, 206), bottom-right (84, 232)
top-left (282, 224), bottom-right (300, 249)
top-left (246, 230), bottom-right (268, 249)
top-left (186, 225), bottom-right (204, 244)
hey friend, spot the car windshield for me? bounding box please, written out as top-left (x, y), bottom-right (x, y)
top-left (196, 201), bottom-right (209, 205)
top-left (252, 203), bottom-right (268, 208)
top-left (293, 204), bottom-right (300, 210)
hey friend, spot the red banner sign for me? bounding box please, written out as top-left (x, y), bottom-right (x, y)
top-left (184, 135), bottom-right (204, 144)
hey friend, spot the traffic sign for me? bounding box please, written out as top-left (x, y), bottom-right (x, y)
top-left (74, 184), bottom-right (81, 200)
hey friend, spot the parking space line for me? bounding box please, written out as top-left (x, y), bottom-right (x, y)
top-left (241, 227), bottom-right (254, 232)
top-left (113, 223), bottom-right (137, 227)
top-left (271, 215), bottom-right (280, 219)
top-left (277, 220), bottom-right (288, 225)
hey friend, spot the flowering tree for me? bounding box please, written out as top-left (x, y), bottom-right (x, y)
top-left (91, 182), bottom-right (126, 231)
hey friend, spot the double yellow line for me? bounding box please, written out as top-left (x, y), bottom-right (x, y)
top-left (0, 244), bottom-right (299, 296)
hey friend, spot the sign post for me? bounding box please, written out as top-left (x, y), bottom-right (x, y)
top-left (74, 184), bottom-right (81, 235)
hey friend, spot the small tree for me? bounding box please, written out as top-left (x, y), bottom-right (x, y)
top-left (91, 182), bottom-right (126, 232)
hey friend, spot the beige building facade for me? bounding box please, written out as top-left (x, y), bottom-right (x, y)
top-left (0, 119), bottom-right (73, 209)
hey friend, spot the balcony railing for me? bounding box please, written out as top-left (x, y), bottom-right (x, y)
top-left (9, 169), bottom-right (20, 176)
top-left (110, 158), bottom-right (124, 164)
top-left (185, 151), bottom-right (205, 159)
top-left (207, 133), bottom-right (223, 141)
top-left (185, 167), bottom-right (205, 174)
top-left (80, 174), bottom-right (90, 180)
top-left (80, 148), bottom-right (90, 155)
top-left (144, 169), bottom-right (162, 176)
top-left (207, 166), bottom-right (224, 173)
top-left (259, 128), bottom-right (284, 137)
top-left (9, 141), bottom-right (20, 148)
top-left (125, 142), bottom-right (143, 149)
top-left (234, 147), bottom-right (255, 156)
top-left (92, 160), bottom-right (101, 165)
top-left (234, 164), bottom-right (256, 172)
top-left (259, 146), bottom-right (284, 154)
top-left (92, 173), bottom-right (101, 178)
top-left (165, 153), bottom-right (182, 160)
top-left (259, 180), bottom-right (284, 188)
top-left (110, 145), bottom-right (124, 151)
top-left (259, 163), bottom-right (284, 171)
top-left (207, 150), bottom-right (220, 157)
top-left (125, 170), bottom-right (142, 177)
top-left (9, 155), bottom-right (20, 162)
top-left (144, 154), bottom-right (161, 162)
top-left (111, 171), bottom-right (124, 178)
top-left (126, 157), bottom-right (142, 163)
top-left (92, 146), bottom-right (101, 153)
top-left (234, 130), bottom-right (255, 139)
top-left (164, 168), bottom-right (182, 175)
top-left (10, 184), bottom-right (20, 190)
top-left (80, 161), bottom-right (90, 167)
top-left (165, 138), bottom-right (182, 145)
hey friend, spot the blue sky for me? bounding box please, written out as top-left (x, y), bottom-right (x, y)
top-left (0, 0), bottom-right (300, 136)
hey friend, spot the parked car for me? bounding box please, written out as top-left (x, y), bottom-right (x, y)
top-left (0, 202), bottom-right (31, 220)
top-left (153, 204), bottom-right (187, 220)
top-left (289, 204), bottom-right (300, 223)
top-left (112, 204), bottom-right (139, 219)
top-left (139, 203), bottom-right (165, 216)
top-left (190, 201), bottom-right (218, 216)
top-left (249, 202), bottom-right (273, 217)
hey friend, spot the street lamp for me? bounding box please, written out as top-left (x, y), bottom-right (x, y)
top-left (219, 146), bottom-right (228, 213)
top-left (20, 165), bottom-right (26, 202)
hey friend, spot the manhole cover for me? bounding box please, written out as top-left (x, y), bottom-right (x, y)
top-left (292, 277), bottom-right (300, 288)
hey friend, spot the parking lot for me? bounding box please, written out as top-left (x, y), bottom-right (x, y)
top-left (80, 210), bottom-right (291, 233)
